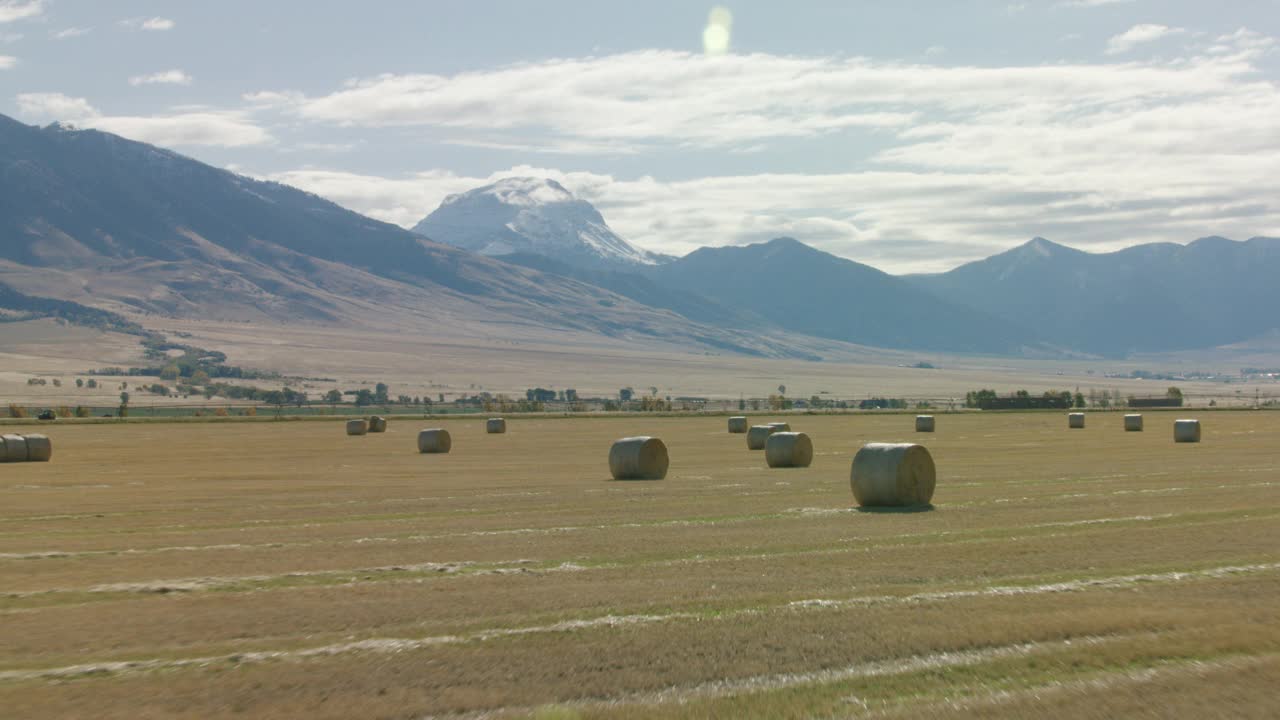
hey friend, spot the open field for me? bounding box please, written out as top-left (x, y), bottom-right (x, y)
top-left (1, 411), bottom-right (1278, 718)
top-left (4, 319), bottom-right (1278, 411)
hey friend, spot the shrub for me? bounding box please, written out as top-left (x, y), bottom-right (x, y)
top-left (214, 407), bottom-right (229, 417)
top-left (241, 406), bottom-right (257, 417)
top-left (7, 404), bottom-right (28, 418)
top-left (55, 406), bottom-right (73, 418)
top-left (74, 406), bottom-right (90, 418)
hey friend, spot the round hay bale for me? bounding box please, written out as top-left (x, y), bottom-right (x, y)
top-left (418, 428), bottom-right (452, 454)
top-left (486, 418), bottom-right (507, 434)
top-left (367, 416), bottom-right (387, 433)
top-left (746, 425), bottom-right (777, 450)
top-left (767, 422), bottom-right (791, 431)
top-left (1124, 414), bottom-right (1144, 432)
top-left (850, 442), bottom-right (936, 507)
top-left (765, 431), bottom-right (813, 468)
top-left (727, 416), bottom-right (748, 433)
top-left (346, 419), bottom-right (369, 436)
top-left (1068, 412), bottom-right (1086, 429)
top-left (608, 436), bottom-right (668, 480)
top-left (1, 434), bottom-right (29, 463)
top-left (1174, 419), bottom-right (1201, 443)
top-left (23, 434), bottom-right (52, 462)
top-left (915, 415), bottom-right (935, 433)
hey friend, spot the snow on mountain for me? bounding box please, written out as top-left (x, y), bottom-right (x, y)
top-left (412, 178), bottom-right (668, 270)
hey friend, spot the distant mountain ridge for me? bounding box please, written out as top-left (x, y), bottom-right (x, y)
top-left (0, 114), bottom-right (819, 359)
top-left (3, 111), bottom-right (1277, 360)
top-left (413, 178), bottom-right (670, 270)
top-left (645, 237), bottom-right (1037, 354)
top-left (911, 235), bottom-right (1280, 356)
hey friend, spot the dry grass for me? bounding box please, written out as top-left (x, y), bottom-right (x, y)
top-left (0, 411), bottom-right (1276, 718)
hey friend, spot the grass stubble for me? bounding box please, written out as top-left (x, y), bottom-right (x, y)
top-left (0, 411), bottom-right (1276, 718)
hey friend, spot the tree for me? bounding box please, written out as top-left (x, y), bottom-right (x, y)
top-left (262, 390), bottom-right (286, 415)
top-left (52, 379), bottom-right (62, 387)
top-left (778, 384), bottom-right (786, 396)
top-left (1074, 392), bottom-right (1086, 408)
top-left (738, 398), bottom-right (746, 411)
top-left (1166, 386), bottom-right (1183, 400)
top-left (649, 386), bottom-right (658, 397)
top-left (374, 382), bottom-right (389, 404)
top-left (160, 364), bottom-right (180, 381)
top-left (619, 387), bottom-right (634, 402)
top-left (325, 389), bottom-right (343, 405)
top-left (119, 391), bottom-right (130, 405)
top-left (354, 389), bottom-right (375, 406)
top-left (86, 379), bottom-right (97, 389)
top-left (75, 378), bottom-right (84, 388)
top-left (191, 369), bottom-right (210, 385)
top-left (526, 388), bottom-right (556, 403)
top-left (565, 388), bottom-right (578, 402)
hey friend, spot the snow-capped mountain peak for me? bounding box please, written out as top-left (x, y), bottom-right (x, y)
top-left (414, 177), bottom-right (667, 269)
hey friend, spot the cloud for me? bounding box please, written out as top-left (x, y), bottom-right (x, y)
top-left (16, 92), bottom-right (97, 120)
top-left (278, 41), bottom-right (1272, 156)
top-left (1105, 24), bottom-right (1184, 55)
top-left (0, 54), bottom-right (14, 69)
top-left (284, 52), bottom-right (926, 149)
top-left (15, 92), bottom-right (271, 147)
top-left (0, 0), bottom-right (42, 24)
top-left (119, 16), bottom-right (175, 31)
top-left (253, 28), bottom-right (1280, 274)
top-left (129, 69), bottom-right (193, 86)
top-left (53, 27), bottom-right (90, 39)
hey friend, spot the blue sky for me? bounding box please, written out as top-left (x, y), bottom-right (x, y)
top-left (2, 0), bottom-right (1279, 272)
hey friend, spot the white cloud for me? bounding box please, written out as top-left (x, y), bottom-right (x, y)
top-left (15, 92), bottom-right (271, 147)
top-left (286, 52), bottom-right (928, 149)
top-left (281, 44), bottom-right (1270, 156)
top-left (90, 113), bottom-right (268, 147)
top-left (0, 54), bottom-right (14, 69)
top-left (0, 1), bottom-right (42, 24)
top-left (16, 92), bottom-right (97, 121)
top-left (53, 27), bottom-right (90, 39)
top-left (254, 29), bottom-right (1280, 273)
top-left (1105, 24), bottom-right (1183, 55)
top-left (129, 69), bottom-right (193, 86)
top-left (119, 16), bottom-right (175, 31)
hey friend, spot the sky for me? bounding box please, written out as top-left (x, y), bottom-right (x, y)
top-left (2, 0), bottom-right (1279, 273)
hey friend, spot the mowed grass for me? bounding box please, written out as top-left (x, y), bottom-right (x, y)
top-left (0, 411), bottom-right (1277, 718)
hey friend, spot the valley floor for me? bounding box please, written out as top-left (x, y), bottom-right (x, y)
top-left (3, 318), bottom-right (1276, 410)
top-left (1, 412), bottom-right (1277, 717)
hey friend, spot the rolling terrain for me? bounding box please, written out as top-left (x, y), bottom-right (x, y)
top-left (0, 115), bottom-right (823, 360)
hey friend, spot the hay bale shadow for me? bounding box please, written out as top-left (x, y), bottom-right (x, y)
top-left (854, 504), bottom-right (936, 514)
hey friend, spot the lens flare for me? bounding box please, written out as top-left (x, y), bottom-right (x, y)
top-left (703, 6), bottom-right (732, 56)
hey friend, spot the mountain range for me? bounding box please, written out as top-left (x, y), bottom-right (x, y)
top-left (2, 112), bottom-right (1277, 360)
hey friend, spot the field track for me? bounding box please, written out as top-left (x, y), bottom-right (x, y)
top-left (1, 411), bottom-right (1277, 718)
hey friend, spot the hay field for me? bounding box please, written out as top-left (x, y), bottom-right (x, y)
top-left (1, 412), bottom-right (1278, 718)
